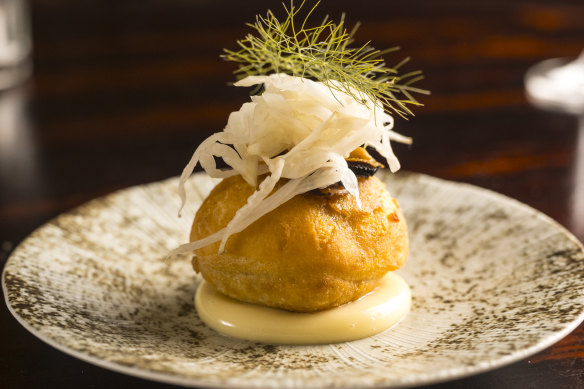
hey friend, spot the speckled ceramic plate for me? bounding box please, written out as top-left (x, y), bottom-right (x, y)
top-left (3, 172), bottom-right (584, 388)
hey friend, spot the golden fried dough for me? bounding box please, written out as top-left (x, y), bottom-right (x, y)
top-left (190, 175), bottom-right (408, 312)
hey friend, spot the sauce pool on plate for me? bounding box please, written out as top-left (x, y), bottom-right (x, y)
top-left (195, 272), bottom-right (411, 344)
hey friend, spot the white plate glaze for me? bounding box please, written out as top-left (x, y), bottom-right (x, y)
top-left (3, 171), bottom-right (584, 388)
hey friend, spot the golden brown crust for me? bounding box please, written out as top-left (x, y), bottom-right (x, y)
top-left (191, 175), bottom-right (408, 312)
top-left (346, 147), bottom-right (384, 168)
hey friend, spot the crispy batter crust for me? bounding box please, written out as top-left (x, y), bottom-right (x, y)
top-left (190, 175), bottom-right (408, 312)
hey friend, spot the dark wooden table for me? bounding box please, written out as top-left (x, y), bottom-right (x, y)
top-left (1, 0), bottom-right (584, 388)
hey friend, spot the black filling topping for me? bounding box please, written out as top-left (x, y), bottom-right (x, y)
top-left (308, 160), bottom-right (379, 196)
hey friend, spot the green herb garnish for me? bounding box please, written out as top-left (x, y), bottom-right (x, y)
top-left (222, 0), bottom-right (428, 118)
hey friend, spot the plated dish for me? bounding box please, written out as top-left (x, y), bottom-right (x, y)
top-left (173, 0), bottom-right (427, 340)
top-left (4, 171), bottom-right (584, 388)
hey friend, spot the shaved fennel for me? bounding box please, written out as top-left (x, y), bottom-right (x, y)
top-left (173, 73), bottom-right (411, 254)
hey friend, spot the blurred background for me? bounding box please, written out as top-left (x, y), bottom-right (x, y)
top-left (1, 0), bottom-right (583, 251)
top-left (1, 0), bottom-right (583, 388)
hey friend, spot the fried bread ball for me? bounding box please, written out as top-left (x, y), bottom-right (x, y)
top-left (190, 174), bottom-right (408, 312)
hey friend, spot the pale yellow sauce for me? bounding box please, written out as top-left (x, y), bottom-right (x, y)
top-left (195, 273), bottom-right (411, 344)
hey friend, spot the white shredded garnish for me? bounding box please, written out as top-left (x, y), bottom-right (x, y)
top-left (173, 73), bottom-right (411, 254)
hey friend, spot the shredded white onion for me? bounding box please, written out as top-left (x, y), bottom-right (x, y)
top-left (173, 73), bottom-right (411, 255)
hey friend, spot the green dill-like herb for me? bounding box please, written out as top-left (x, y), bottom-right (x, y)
top-left (222, 0), bottom-right (429, 118)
